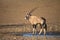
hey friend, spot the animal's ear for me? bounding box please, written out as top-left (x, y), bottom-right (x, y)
top-left (28, 13), bottom-right (32, 16)
top-left (26, 13), bottom-right (31, 16)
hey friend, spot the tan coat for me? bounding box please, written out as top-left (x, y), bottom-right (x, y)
top-left (29, 16), bottom-right (44, 25)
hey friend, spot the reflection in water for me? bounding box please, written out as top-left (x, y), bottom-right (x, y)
top-left (43, 35), bottom-right (47, 40)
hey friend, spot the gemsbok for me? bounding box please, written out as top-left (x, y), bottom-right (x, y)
top-left (24, 7), bottom-right (47, 35)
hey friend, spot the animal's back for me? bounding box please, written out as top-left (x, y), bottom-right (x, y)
top-left (29, 16), bottom-right (44, 24)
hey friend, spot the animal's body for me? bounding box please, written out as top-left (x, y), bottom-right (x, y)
top-left (25, 7), bottom-right (47, 35)
top-left (29, 16), bottom-right (44, 25)
top-left (25, 13), bottom-right (47, 35)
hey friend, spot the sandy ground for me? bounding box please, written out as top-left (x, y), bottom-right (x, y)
top-left (0, 33), bottom-right (60, 40)
top-left (0, 0), bottom-right (60, 40)
top-left (0, 24), bottom-right (60, 40)
top-left (0, 0), bottom-right (60, 24)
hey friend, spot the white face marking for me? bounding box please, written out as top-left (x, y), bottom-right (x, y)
top-left (25, 14), bottom-right (29, 20)
top-left (24, 17), bottom-right (26, 20)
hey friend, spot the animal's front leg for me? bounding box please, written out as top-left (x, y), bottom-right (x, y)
top-left (32, 24), bottom-right (37, 34)
top-left (33, 28), bottom-right (35, 34)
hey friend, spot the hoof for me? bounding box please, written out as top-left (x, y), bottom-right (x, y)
top-left (44, 34), bottom-right (46, 36)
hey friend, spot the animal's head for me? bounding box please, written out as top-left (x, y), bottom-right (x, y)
top-left (24, 7), bottom-right (38, 20)
top-left (25, 13), bottom-right (31, 20)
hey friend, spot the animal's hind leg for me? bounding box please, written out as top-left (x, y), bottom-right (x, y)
top-left (43, 28), bottom-right (46, 35)
top-left (44, 24), bottom-right (47, 35)
top-left (32, 24), bottom-right (37, 34)
top-left (39, 29), bottom-right (43, 35)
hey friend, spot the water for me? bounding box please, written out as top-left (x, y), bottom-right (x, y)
top-left (7, 32), bottom-right (60, 37)
top-left (22, 32), bottom-right (60, 37)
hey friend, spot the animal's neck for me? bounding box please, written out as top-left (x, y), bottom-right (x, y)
top-left (28, 16), bottom-right (31, 20)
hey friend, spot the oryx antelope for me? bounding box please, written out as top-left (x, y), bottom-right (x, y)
top-left (24, 7), bottom-right (47, 35)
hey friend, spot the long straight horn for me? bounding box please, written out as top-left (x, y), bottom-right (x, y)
top-left (28, 7), bottom-right (38, 15)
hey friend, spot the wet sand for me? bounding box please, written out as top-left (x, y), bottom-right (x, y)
top-left (0, 24), bottom-right (60, 40)
top-left (0, 33), bottom-right (60, 40)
